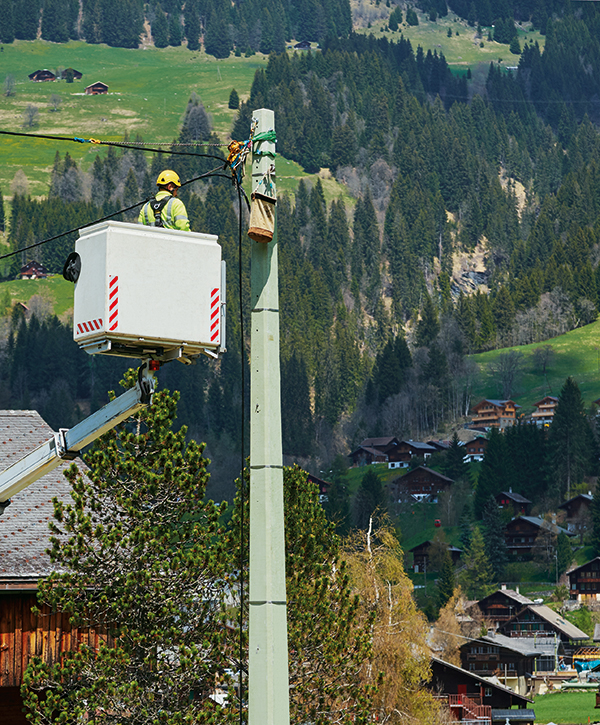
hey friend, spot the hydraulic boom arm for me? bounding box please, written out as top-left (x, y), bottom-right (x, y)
top-left (0, 364), bottom-right (156, 515)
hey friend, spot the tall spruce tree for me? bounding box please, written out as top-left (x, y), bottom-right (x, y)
top-left (549, 377), bottom-right (592, 500)
top-left (481, 495), bottom-right (508, 580)
top-left (460, 525), bottom-right (494, 599)
top-left (355, 467), bottom-right (385, 529)
top-left (474, 428), bottom-right (505, 518)
top-left (444, 431), bottom-right (470, 481)
top-left (415, 293), bottom-right (440, 347)
top-left (437, 549), bottom-right (456, 609)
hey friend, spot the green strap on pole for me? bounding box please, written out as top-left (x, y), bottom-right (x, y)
top-left (253, 130), bottom-right (277, 157)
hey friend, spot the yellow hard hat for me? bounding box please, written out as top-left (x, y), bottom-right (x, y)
top-left (156, 169), bottom-right (181, 187)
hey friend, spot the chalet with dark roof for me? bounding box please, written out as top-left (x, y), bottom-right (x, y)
top-left (85, 81), bottom-right (108, 95)
top-left (306, 473), bottom-right (331, 503)
top-left (495, 490), bottom-right (532, 517)
top-left (348, 436), bottom-right (399, 466)
top-left (429, 657), bottom-right (533, 720)
top-left (559, 493), bottom-right (593, 540)
top-left (460, 632), bottom-right (560, 683)
top-left (28, 69), bottom-right (56, 82)
top-left (464, 436), bottom-right (488, 462)
top-left (389, 466), bottom-right (453, 503)
top-left (409, 540), bottom-right (461, 573)
top-left (0, 411), bottom-right (112, 724)
top-left (60, 67), bottom-right (82, 80)
top-left (504, 516), bottom-right (572, 560)
top-left (387, 440), bottom-right (437, 469)
top-left (499, 605), bottom-right (588, 655)
top-left (470, 399), bottom-right (520, 429)
top-left (19, 260), bottom-right (48, 280)
top-left (568, 557), bottom-right (600, 603)
top-left (472, 587), bottom-right (534, 628)
top-left (531, 395), bottom-right (558, 427)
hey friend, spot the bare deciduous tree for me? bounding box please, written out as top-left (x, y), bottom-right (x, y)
top-left (22, 104), bottom-right (39, 128)
top-left (533, 344), bottom-right (555, 394)
top-left (49, 94), bottom-right (62, 112)
top-left (490, 349), bottom-right (524, 399)
top-left (4, 74), bottom-right (15, 97)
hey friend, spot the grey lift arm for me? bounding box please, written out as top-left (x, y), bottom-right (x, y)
top-left (0, 364), bottom-right (156, 515)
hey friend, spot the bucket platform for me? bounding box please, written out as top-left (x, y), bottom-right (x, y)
top-left (72, 221), bottom-right (225, 363)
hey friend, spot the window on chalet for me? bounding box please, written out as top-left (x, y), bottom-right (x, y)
top-left (484, 688), bottom-right (492, 697)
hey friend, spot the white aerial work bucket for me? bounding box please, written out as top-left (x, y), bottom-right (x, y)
top-left (69, 221), bottom-right (226, 363)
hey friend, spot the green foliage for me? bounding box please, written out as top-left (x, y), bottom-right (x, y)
top-left (459, 525), bottom-right (494, 599)
top-left (228, 88), bottom-right (239, 109)
top-left (481, 496), bottom-right (507, 580)
top-left (406, 7), bottom-right (418, 25)
top-left (556, 532), bottom-right (572, 578)
top-left (473, 428), bottom-right (504, 519)
top-left (549, 377), bottom-right (594, 500)
top-left (23, 384), bottom-right (238, 724)
top-left (443, 432), bottom-right (470, 481)
top-left (355, 467), bottom-right (385, 529)
top-left (437, 549), bottom-right (455, 609)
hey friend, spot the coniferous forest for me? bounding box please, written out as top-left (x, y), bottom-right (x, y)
top-left (3, 2), bottom-right (600, 498)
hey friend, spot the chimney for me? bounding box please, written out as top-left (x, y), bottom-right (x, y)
top-left (552, 513), bottom-right (556, 525)
top-left (501, 584), bottom-right (507, 591)
top-left (516, 586), bottom-right (520, 594)
top-left (509, 487), bottom-right (512, 493)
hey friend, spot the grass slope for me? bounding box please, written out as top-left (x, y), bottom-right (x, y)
top-left (351, 5), bottom-right (545, 73)
top-left (533, 690), bottom-right (599, 724)
top-left (0, 41), bottom-right (353, 209)
top-left (470, 319), bottom-right (600, 413)
top-left (0, 275), bottom-right (75, 319)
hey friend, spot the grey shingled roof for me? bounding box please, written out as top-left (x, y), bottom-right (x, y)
top-left (481, 634), bottom-right (557, 657)
top-left (0, 410), bottom-right (81, 583)
top-left (516, 515), bottom-right (571, 537)
top-left (527, 605), bottom-right (589, 640)
top-left (498, 491), bottom-right (532, 504)
top-left (491, 710), bottom-right (535, 723)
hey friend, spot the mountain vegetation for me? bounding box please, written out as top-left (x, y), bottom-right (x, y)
top-left (3, 2), bottom-right (600, 490)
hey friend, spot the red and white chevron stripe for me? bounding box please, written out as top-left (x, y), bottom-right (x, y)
top-left (210, 287), bottom-right (219, 343)
top-left (76, 318), bottom-right (103, 336)
top-left (109, 275), bottom-right (119, 331)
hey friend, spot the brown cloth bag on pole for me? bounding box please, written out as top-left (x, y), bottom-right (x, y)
top-left (248, 192), bottom-right (276, 243)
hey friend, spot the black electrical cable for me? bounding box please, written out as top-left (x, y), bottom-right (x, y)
top-left (235, 177), bottom-right (246, 725)
top-left (0, 164), bottom-right (227, 262)
top-left (0, 129), bottom-right (227, 161)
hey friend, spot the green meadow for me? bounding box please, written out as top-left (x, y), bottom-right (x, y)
top-left (532, 690), bottom-right (599, 724)
top-left (0, 41), bottom-right (355, 207)
top-left (352, 4), bottom-right (546, 71)
top-left (470, 320), bottom-right (600, 413)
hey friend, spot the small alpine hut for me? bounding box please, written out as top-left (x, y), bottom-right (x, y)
top-left (28, 69), bottom-right (56, 82)
top-left (85, 81), bottom-right (108, 95)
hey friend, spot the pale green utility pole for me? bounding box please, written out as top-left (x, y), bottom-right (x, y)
top-left (248, 108), bottom-right (290, 725)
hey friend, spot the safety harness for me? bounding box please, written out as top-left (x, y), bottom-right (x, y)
top-left (149, 195), bottom-right (172, 227)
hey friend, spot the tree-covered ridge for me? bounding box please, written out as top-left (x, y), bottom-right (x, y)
top-left (0, 0), bottom-right (351, 54)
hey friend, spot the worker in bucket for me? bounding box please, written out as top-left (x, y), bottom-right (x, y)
top-left (139, 170), bottom-right (190, 231)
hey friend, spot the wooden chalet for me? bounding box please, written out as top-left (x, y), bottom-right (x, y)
top-left (464, 436), bottom-right (488, 462)
top-left (28, 69), bottom-right (56, 82)
top-left (531, 395), bottom-right (558, 427)
top-left (460, 633), bottom-right (559, 685)
top-left (429, 657), bottom-right (533, 724)
top-left (499, 605), bottom-right (588, 656)
top-left (348, 436), bottom-right (399, 466)
top-left (19, 260), bottom-right (48, 280)
top-left (559, 493), bottom-right (593, 539)
top-left (495, 490), bottom-right (532, 517)
top-left (389, 466), bottom-right (453, 503)
top-left (470, 399), bottom-right (520, 429)
top-left (568, 557), bottom-right (600, 603)
top-left (472, 587), bottom-right (534, 628)
top-left (426, 439), bottom-right (450, 452)
top-left (387, 440), bottom-right (436, 469)
top-left (293, 40), bottom-right (311, 49)
top-left (409, 541), bottom-right (461, 573)
top-left (0, 411), bottom-right (113, 725)
top-left (60, 67), bottom-right (82, 80)
top-left (306, 473), bottom-right (331, 503)
top-left (504, 516), bottom-right (572, 560)
top-left (85, 81), bottom-right (109, 95)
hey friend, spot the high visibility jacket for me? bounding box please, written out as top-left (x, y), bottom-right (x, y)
top-left (138, 190), bottom-right (190, 231)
